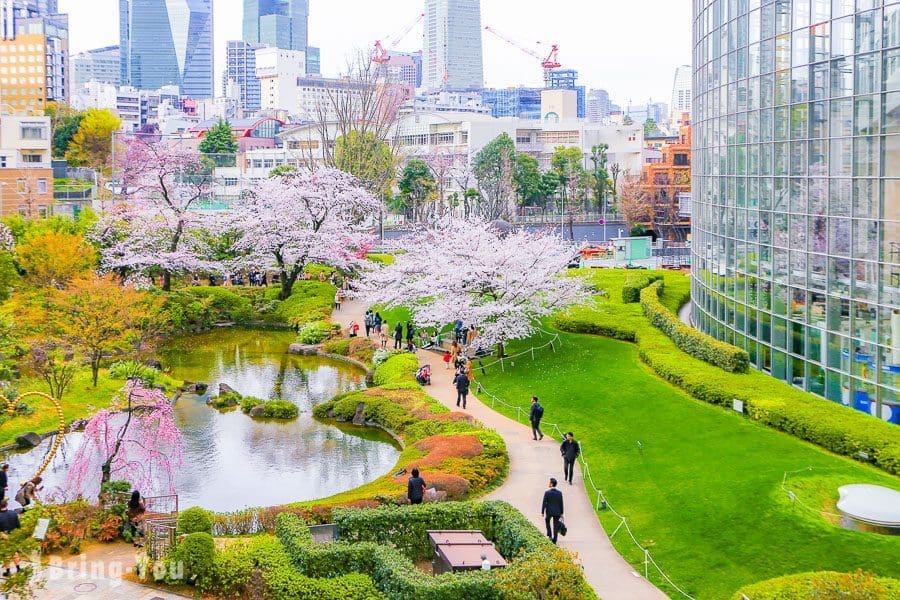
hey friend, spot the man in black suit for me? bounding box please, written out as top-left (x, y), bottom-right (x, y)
top-left (541, 477), bottom-right (564, 544)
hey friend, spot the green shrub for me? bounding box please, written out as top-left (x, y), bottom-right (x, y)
top-left (208, 391), bottom-right (242, 410)
top-left (274, 281), bottom-right (335, 326)
top-left (733, 570), bottom-right (900, 600)
top-left (183, 287), bottom-right (252, 323)
top-left (641, 281), bottom-right (750, 373)
top-left (373, 353), bottom-right (419, 386)
top-left (108, 360), bottom-right (160, 386)
top-left (170, 532), bottom-right (216, 591)
top-left (322, 338), bottom-right (351, 356)
top-left (621, 272), bottom-right (661, 303)
top-left (177, 506), bottom-right (213, 535)
top-left (238, 397), bottom-right (299, 419)
top-left (163, 286), bottom-right (252, 330)
top-left (367, 253), bottom-right (395, 265)
top-left (298, 320), bottom-right (331, 344)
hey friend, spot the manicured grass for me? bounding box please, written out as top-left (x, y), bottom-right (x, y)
top-left (472, 269), bottom-right (900, 598)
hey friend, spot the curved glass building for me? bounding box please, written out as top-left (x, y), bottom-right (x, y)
top-left (691, 0), bottom-right (900, 422)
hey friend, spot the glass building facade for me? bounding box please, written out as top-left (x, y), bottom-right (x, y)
top-left (691, 0), bottom-right (900, 423)
top-left (119, 0), bottom-right (213, 98)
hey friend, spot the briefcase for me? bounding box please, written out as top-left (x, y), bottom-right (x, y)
top-left (558, 518), bottom-right (567, 537)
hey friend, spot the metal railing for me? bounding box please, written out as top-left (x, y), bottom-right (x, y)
top-left (146, 519), bottom-right (177, 560)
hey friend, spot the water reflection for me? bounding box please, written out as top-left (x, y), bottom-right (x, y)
top-left (2, 328), bottom-right (399, 511)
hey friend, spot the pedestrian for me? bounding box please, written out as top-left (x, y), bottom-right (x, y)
top-left (454, 319), bottom-right (463, 343)
top-left (349, 321), bottom-right (359, 337)
top-left (481, 553), bottom-right (491, 571)
top-left (407, 467), bottom-right (426, 505)
top-left (450, 340), bottom-right (460, 367)
top-left (14, 476), bottom-right (41, 510)
top-left (465, 358), bottom-right (474, 383)
top-left (0, 499), bottom-right (22, 576)
top-left (419, 329), bottom-right (429, 348)
top-left (453, 367), bottom-right (470, 409)
top-left (530, 396), bottom-right (545, 441)
top-left (0, 463), bottom-right (7, 502)
top-left (442, 350), bottom-right (451, 369)
top-left (374, 312), bottom-right (382, 335)
top-left (334, 290), bottom-right (343, 311)
top-left (560, 432), bottom-right (581, 485)
top-left (467, 324), bottom-right (478, 347)
top-left (126, 490), bottom-right (146, 547)
top-left (380, 322), bottom-right (389, 349)
top-left (541, 477), bottom-right (564, 544)
top-left (405, 322), bottom-right (415, 346)
top-left (393, 322), bottom-right (403, 350)
top-left (364, 310), bottom-right (374, 337)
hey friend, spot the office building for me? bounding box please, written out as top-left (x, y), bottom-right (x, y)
top-left (586, 89), bottom-right (613, 123)
top-left (0, 0), bottom-right (69, 107)
top-left (423, 0), bottom-right (483, 90)
top-left (548, 69), bottom-right (585, 119)
top-left (0, 113), bottom-right (53, 217)
top-left (670, 64), bottom-right (691, 127)
top-left (72, 45), bottom-right (120, 91)
top-left (691, 0), bottom-right (900, 421)
top-left (119, 0), bottom-right (214, 98)
top-left (225, 40), bottom-right (262, 113)
top-left (626, 101), bottom-right (669, 126)
top-left (243, 0), bottom-right (308, 50)
top-left (256, 47), bottom-right (305, 112)
top-left (481, 87), bottom-right (542, 119)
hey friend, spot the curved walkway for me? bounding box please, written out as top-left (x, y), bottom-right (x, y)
top-left (336, 299), bottom-right (667, 600)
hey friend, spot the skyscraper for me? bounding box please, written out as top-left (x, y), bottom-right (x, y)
top-left (423, 0), bottom-right (483, 91)
top-left (0, 0), bottom-right (69, 107)
top-left (692, 0), bottom-right (900, 422)
top-left (72, 45), bottom-right (120, 91)
top-left (586, 89), bottom-right (612, 123)
top-left (224, 40), bottom-right (262, 112)
top-left (669, 64), bottom-right (691, 126)
top-left (243, 0), bottom-right (308, 51)
top-left (119, 0), bottom-right (214, 98)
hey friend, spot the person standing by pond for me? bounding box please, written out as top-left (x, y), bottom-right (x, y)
top-left (407, 468), bottom-right (426, 505)
top-left (0, 463), bottom-right (8, 502)
top-left (126, 491), bottom-right (146, 547)
top-left (0, 499), bottom-right (22, 576)
top-left (14, 476), bottom-right (41, 510)
top-left (560, 433), bottom-right (581, 485)
top-left (530, 396), bottom-right (544, 441)
top-left (393, 322), bottom-right (403, 350)
top-left (541, 477), bottom-right (564, 544)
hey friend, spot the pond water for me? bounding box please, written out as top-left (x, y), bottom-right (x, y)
top-left (1, 328), bottom-right (400, 512)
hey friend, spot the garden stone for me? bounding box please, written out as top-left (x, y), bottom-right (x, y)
top-left (288, 343), bottom-right (318, 355)
top-left (15, 432), bottom-right (42, 448)
top-left (192, 382), bottom-right (208, 394)
top-left (144, 359), bottom-right (163, 370)
top-left (352, 402), bottom-right (366, 425)
top-left (219, 383), bottom-right (239, 396)
top-left (248, 405), bottom-right (266, 418)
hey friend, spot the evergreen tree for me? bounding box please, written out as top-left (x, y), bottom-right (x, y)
top-left (199, 118), bottom-right (238, 167)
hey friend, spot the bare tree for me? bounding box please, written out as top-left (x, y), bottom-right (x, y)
top-left (619, 174), bottom-right (653, 232)
top-left (609, 162), bottom-right (623, 211)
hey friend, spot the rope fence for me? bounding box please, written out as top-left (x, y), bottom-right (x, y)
top-left (779, 465), bottom-right (858, 522)
top-left (473, 377), bottom-right (696, 600)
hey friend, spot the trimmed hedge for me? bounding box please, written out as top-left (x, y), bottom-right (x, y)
top-left (622, 272), bottom-right (661, 303)
top-left (641, 281), bottom-right (750, 373)
top-left (276, 500), bottom-right (597, 600)
top-left (733, 570), bottom-right (900, 600)
top-left (555, 271), bottom-right (900, 476)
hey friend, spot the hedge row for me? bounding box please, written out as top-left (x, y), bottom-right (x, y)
top-left (641, 281), bottom-right (750, 373)
top-left (555, 276), bottom-right (900, 476)
top-left (275, 500), bottom-right (597, 600)
top-left (732, 570), bottom-right (900, 600)
top-left (621, 272), bottom-right (662, 303)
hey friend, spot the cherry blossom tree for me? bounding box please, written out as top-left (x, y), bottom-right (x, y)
top-left (94, 138), bottom-right (217, 290)
top-left (361, 218), bottom-right (589, 354)
top-left (229, 167), bottom-right (381, 300)
top-left (67, 382), bottom-right (183, 500)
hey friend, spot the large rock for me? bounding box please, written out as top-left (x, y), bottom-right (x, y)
top-left (144, 359), bottom-right (163, 370)
top-left (288, 343), bottom-right (318, 356)
top-left (352, 402), bottom-right (366, 426)
top-left (192, 382), bottom-right (208, 395)
top-left (15, 432), bottom-right (42, 448)
top-left (248, 405), bottom-right (266, 418)
top-left (218, 383), bottom-right (239, 396)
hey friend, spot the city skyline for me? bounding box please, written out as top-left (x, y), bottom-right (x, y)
top-left (58, 0), bottom-right (691, 102)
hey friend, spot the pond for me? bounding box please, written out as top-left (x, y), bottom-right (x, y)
top-left (1, 329), bottom-right (401, 512)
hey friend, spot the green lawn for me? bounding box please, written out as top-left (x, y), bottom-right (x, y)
top-left (473, 272), bottom-right (900, 599)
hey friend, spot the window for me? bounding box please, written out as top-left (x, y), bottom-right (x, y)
top-left (16, 179), bottom-right (25, 193)
top-left (20, 126), bottom-right (45, 140)
top-left (0, 156), bottom-right (5, 167)
top-left (37, 206), bottom-right (48, 218)
top-left (223, 177), bottom-right (238, 186)
top-left (21, 153), bottom-right (42, 163)
top-left (36, 178), bottom-right (46, 194)
top-left (674, 153), bottom-right (690, 166)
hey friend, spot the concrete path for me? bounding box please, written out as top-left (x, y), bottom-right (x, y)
top-left (678, 299), bottom-right (693, 327)
top-left (337, 300), bottom-right (668, 600)
top-left (21, 563), bottom-right (185, 600)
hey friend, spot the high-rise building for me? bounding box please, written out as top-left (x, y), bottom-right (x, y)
top-left (255, 47), bottom-right (305, 112)
top-left (692, 0), bottom-right (900, 422)
top-left (119, 0), bottom-right (214, 98)
top-left (626, 102), bottom-right (668, 125)
top-left (423, 0), bottom-right (483, 91)
top-left (224, 40), bottom-right (262, 113)
top-left (481, 87), bottom-right (542, 119)
top-left (0, 0), bottom-right (69, 108)
top-left (548, 69), bottom-right (585, 119)
top-left (670, 64), bottom-right (691, 128)
top-left (243, 0), bottom-right (308, 51)
top-left (72, 45), bottom-right (120, 91)
top-left (586, 89), bottom-right (612, 123)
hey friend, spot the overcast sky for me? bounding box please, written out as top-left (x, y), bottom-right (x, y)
top-left (59, 0), bottom-right (691, 105)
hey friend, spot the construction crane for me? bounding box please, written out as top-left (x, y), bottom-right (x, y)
top-left (373, 12), bottom-right (424, 64)
top-left (483, 25), bottom-right (561, 87)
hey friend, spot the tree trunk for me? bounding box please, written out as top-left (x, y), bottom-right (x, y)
top-left (162, 270), bottom-right (172, 292)
top-left (279, 265), bottom-right (302, 300)
top-left (91, 353), bottom-right (101, 388)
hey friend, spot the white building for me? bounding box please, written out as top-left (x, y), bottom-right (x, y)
top-left (670, 65), bottom-right (691, 128)
top-left (70, 80), bottom-right (118, 111)
top-left (423, 0), bottom-right (483, 91)
top-left (71, 45), bottom-right (120, 91)
top-left (255, 47), bottom-right (306, 112)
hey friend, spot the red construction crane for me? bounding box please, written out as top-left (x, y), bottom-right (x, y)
top-left (373, 12), bottom-right (424, 64)
top-left (484, 25), bottom-right (561, 86)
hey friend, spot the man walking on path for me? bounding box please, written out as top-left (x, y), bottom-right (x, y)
top-left (560, 432), bottom-right (581, 485)
top-left (530, 397), bottom-right (544, 440)
top-left (541, 477), bottom-right (564, 544)
top-left (407, 468), bottom-right (426, 505)
top-left (364, 310), bottom-right (373, 337)
top-left (453, 367), bottom-right (470, 409)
